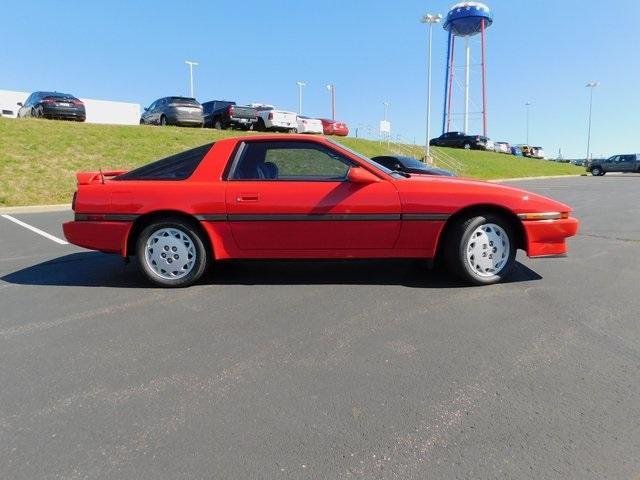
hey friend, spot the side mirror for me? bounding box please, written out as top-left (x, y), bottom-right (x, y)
top-left (347, 167), bottom-right (380, 184)
top-left (143, 107), bottom-right (149, 111)
top-left (17, 102), bottom-right (23, 107)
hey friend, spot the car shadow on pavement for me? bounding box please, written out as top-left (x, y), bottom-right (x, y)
top-left (1, 252), bottom-right (542, 289)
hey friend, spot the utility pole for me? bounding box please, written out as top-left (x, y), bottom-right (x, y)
top-left (185, 61), bottom-right (199, 98)
top-left (421, 13), bottom-right (442, 162)
top-left (296, 81), bottom-right (306, 115)
top-left (585, 82), bottom-right (599, 162)
top-left (525, 101), bottom-right (531, 146)
top-left (326, 84), bottom-right (336, 120)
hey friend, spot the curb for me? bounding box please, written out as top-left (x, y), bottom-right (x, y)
top-left (0, 204), bottom-right (71, 214)
top-left (491, 174), bottom-right (584, 182)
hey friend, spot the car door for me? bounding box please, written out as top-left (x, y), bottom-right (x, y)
top-left (142, 100), bottom-right (155, 123)
top-left (604, 155), bottom-right (619, 172)
top-left (225, 140), bottom-right (401, 251)
top-left (18, 94), bottom-right (34, 117)
top-left (618, 154), bottom-right (636, 172)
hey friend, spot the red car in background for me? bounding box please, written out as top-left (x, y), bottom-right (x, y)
top-left (63, 135), bottom-right (578, 288)
top-left (320, 119), bottom-right (349, 136)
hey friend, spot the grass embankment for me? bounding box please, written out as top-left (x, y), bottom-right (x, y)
top-left (0, 118), bottom-right (582, 206)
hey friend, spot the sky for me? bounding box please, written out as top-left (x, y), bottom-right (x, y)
top-left (2, 0), bottom-right (639, 159)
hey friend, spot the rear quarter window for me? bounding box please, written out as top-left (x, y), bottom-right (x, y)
top-left (116, 143), bottom-right (213, 180)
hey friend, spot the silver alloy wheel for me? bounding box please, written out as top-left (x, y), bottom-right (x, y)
top-left (465, 223), bottom-right (510, 278)
top-left (145, 227), bottom-right (196, 280)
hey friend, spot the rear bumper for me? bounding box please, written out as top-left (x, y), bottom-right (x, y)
top-left (523, 217), bottom-right (579, 257)
top-left (42, 105), bottom-right (86, 120)
top-left (63, 221), bottom-right (131, 255)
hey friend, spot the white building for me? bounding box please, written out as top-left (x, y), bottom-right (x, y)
top-left (0, 89), bottom-right (140, 125)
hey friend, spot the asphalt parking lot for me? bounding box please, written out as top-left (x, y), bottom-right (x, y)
top-left (1, 175), bottom-right (639, 479)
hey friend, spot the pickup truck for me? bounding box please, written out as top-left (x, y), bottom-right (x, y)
top-left (252, 104), bottom-right (298, 132)
top-left (429, 132), bottom-right (492, 150)
top-left (202, 101), bottom-right (257, 130)
top-left (587, 154), bottom-right (640, 176)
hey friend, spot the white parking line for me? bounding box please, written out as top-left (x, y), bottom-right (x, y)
top-left (1, 214), bottom-right (68, 245)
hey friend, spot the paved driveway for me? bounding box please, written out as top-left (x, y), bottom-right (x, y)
top-left (1, 176), bottom-right (639, 479)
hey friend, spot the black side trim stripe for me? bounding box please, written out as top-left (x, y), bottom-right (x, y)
top-left (402, 213), bottom-right (450, 221)
top-left (75, 213), bottom-right (450, 222)
top-left (227, 214), bottom-right (401, 222)
top-left (75, 214), bottom-right (139, 222)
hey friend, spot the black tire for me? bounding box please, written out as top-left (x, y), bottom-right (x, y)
top-left (139, 118), bottom-right (145, 125)
top-left (160, 115), bottom-right (167, 126)
top-left (136, 219), bottom-right (209, 287)
top-left (289, 127), bottom-right (298, 134)
top-left (463, 142), bottom-right (471, 150)
top-left (591, 166), bottom-right (602, 176)
top-left (443, 214), bottom-right (516, 285)
top-left (214, 118), bottom-right (225, 130)
top-left (256, 118), bottom-right (266, 132)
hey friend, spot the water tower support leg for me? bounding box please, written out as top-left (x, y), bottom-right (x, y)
top-left (446, 35), bottom-right (456, 133)
top-left (464, 37), bottom-right (470, 134)
top-left (442, 31), bottom-right (453, 134)
top-left (481, 18), bottom-right (487, 136)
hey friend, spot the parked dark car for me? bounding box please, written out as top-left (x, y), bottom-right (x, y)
top-left (17, 91), bottom-right (85, 121)
top-left (202, 101), bottom-right (257, 130)
top-left (140, 97), bottom-right (203, 127)
top-left (586, 154), bottom-right (640, 176)
top-left (370, 155), bottom-right (456, 176)
top-left (429, 131), bottom-right (491, 150)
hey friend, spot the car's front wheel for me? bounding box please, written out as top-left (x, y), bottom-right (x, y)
top-left (136, 219), bottom-right (209, 287)
top-left (444, 214), bottom-right (516, 285)
top-left (160, 115), bottom-right (167, 126)
top-left (463, 142), bottom-right (471, 150)
top-left (591, 166), bottom-right (603, 176)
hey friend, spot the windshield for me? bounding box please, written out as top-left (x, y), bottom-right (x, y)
top-left (325, 139), bottom-right (397, 177)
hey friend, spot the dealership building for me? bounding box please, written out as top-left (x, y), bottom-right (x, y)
top-left (0, 89), bottom-right (140, 125)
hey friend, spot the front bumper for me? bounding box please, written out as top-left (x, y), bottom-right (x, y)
top-left (522, 217), bottom-right (579, 257)
top-left (63, 221), bottom-right (132, 255)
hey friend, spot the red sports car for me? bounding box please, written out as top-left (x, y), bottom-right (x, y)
top-left (63, 135), bottom-right (578, 287)
top-left (320, 119), bottom-right (349, 136)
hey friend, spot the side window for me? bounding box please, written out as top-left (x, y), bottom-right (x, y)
top-left (231, 141), bottom-right (353, 181)
top-left (606, 156), bottom-right (618, 163)
top-left (622, 155), bottom-right (635, 162)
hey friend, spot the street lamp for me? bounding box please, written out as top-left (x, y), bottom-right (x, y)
top-left (525, 101), bottom-right (531, 146)
top-left (585, 82), bottom-right (600, 162)
top-left (421, 13), bottom-right (442, 162)
top-left (326, 84), bottom-right (336, 120)
top-left (296, 81), bottom-right (306, 115)
top-left (383, 101), bottom-right (390, 121)
top-left (185, 60), bottom-right (199, 98)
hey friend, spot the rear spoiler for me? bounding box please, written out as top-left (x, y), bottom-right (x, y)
top-left (76, 170), bottom-right (128, 185)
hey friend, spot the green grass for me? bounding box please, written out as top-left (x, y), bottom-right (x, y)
top-left (0, 117), bottom-right (582, 206)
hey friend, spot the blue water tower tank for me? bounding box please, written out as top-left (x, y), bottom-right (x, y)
top-left (444, 2), bottom-right (493, 37)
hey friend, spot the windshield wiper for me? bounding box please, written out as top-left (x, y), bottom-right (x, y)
top-left (390, 170), bottom-right (411, 178)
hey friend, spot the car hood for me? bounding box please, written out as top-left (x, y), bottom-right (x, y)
top-left (394, 175), bottom-right (572, 215)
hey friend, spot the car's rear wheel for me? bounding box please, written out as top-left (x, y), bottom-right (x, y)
top-left (289, 127), bottom-right (298, 134)
top-left (256, 118), bottom-right (266, 131)
top-left (214, 118), bottom-right (225, 130)
top-left (136, 219), bottom-right (208, 287)
top-left (444, 214), bottom-right (516, 285)
top-left (160, 115), bottom-right (167, 126)
top-left (591, 166), bottom-right (602, 176)
top-left (463, 142), bottom-right (471, 150)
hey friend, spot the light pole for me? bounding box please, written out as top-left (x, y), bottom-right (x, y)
top-left (525, 101), bottom-right (531, 146)
top-left (421, 13), bottom-right (442, 162)
top-left (585, 82), bottom-right (599, 162)
top-left (326, 84), bottom-right (336, 120)
top-left (383, 101), bottom-right (389, 121)
top-left (296, 81), bottom-right (306, 115)
top-left (185, 60), bottom-right (199, 98)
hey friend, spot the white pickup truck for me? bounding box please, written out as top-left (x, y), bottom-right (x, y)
top-left (252, 104), bottom-right (298, 132)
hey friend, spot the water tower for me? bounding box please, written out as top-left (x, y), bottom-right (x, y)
top-left (441, 2), bottom-right (493, 135)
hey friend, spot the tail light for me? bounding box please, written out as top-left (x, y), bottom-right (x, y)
top-left (71, 191), bottom-right (77, 211)
top-left (228, 105), bottom-right (234, 116)
top-left (72, 100), bottom-right (84, 106)
top-left (41, 99), bottom-right (56, 104)
top-left (268, 112), bottom-right (273, 120)
top-left (476, 136), bottom-right (480, 141)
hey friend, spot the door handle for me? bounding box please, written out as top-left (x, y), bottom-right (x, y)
top-left (237, 193), bottom-right (259, 202)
